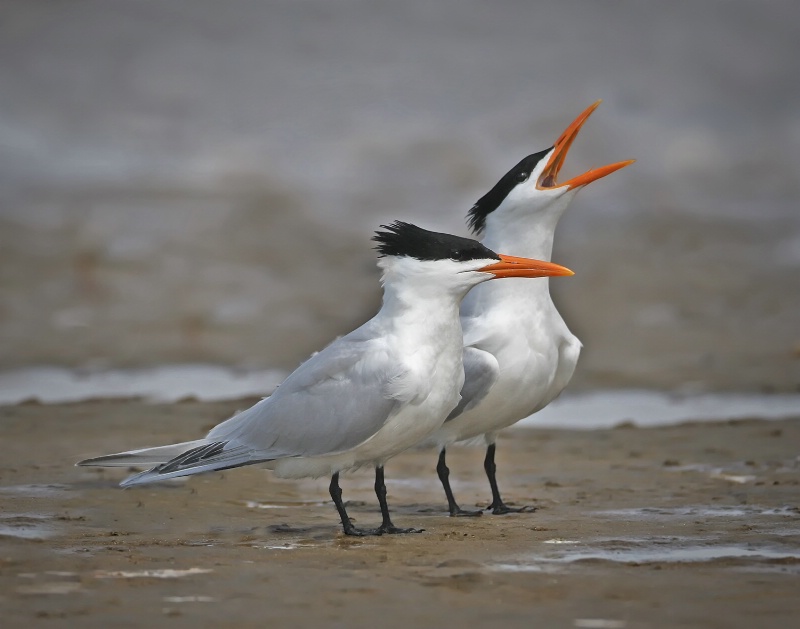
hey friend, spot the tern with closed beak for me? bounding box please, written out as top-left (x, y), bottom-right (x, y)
top-left (78, 222), bottom-right (573, 536)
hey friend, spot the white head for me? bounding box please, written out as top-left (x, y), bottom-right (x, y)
top-left (372, 221), bottom-right (574, 303)
top-left (468, 101), bottom-right (635, 238)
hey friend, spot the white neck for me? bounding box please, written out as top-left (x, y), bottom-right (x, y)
top-left (479, 187), bottom-right (576, 260)
top-left (482, 210), bottom-right (560, 262)
top-left (462, 196), bottom-right (571, 315)
top-left (378, 279), bottom-right (463, 325)
top-left (375, 256), bottom-right (488, 336)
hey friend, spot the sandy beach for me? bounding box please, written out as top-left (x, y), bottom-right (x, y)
top-left (1, 399), bottom-right (798, 628)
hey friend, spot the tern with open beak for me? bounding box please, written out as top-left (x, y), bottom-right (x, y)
top-left (423, 101), bottom-right (634, 516)
top-left (78, 222), bottom-right (573, 536)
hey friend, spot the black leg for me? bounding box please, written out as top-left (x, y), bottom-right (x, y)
top-left (374, 466), bottom-right (424, 534)
top-left (484, 443), bottom-right (536, 515)
top-left (329, 472), bottom-right (380, 536)
top-left (436, 449), bottom-right (482, 517)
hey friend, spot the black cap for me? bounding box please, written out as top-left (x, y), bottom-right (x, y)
top-left (373, 221), bottom-right (500, 262)
top-left (467, 148), bottom-right (552, 234)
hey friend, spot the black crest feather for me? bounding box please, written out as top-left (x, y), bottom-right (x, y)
top-left (467, 148), bottom-right (552, 234)
top-left (373, 221), bottom-right (499, 263)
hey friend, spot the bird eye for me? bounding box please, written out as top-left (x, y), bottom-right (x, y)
top-left (515, 171), bottom-right (529, 183)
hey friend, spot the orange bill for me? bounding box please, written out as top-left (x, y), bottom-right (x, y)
top-left (479, 254), bottom-right (574, 279)
top-left (537, 100), bottom-right (635, 190)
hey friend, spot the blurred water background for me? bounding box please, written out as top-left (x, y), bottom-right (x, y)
top-left (2, 0), bottom-right (799, 401)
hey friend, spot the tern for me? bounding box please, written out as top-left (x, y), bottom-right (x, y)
top-left (425, 101), bottom-right (634, 516)
top-left (77, 222), bottom-right (574, 536)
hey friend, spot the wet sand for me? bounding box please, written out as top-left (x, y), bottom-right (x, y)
top-left (1, 400), bottom-right (799, 628)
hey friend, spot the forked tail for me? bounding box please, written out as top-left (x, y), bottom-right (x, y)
top-left (77, 439), bottom-right (270, 487)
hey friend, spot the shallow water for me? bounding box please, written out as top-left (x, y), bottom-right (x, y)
top-left (0, 515), bottom-right (55, 540)
top-left (0, 484), bottom-right (72, 498)
top-left (1, 366), bottom-right (797, 429)
top-left (0, 365), bottom-right (285, 404)
top-left (494, 541), bottom-right (800, 571)
top-left (595, 506), bottom-right (800, 520)
top-left (525, 390), bottom-right (800, 429)
top-left (492, 500), bottom-right (800, 573)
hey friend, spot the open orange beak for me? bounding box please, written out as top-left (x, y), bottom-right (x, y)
top-left (478, 254), bottom-right (574, 279)
top-left (537, 100), bottom-right (635, 190)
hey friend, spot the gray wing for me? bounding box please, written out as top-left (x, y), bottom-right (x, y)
top-left (207, 331), bottom-right (404, 458)
top-left (444, 346), bottom-right (499, 422)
